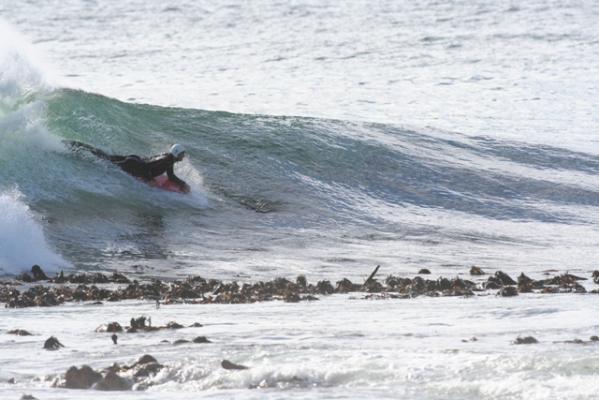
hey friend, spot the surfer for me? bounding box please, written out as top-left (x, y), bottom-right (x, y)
top-left (67, 141), bottom-right (190, 193)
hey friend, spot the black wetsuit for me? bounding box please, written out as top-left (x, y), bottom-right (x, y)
top-left (69, 141), bottom-right (185, 186)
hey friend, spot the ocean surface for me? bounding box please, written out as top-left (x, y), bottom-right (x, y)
top-left (1, 0), bottom-right (599, 398)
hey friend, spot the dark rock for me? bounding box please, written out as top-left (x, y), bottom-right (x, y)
top-left (593, 271), bottom-right (599, 284)
top-left (111, 272), bottom-right (130, 284)
top-left (590, 336), bottom-right (599, 341)
top-left (192, 336), bottom-right (211, 343)
top-left (166, 321), bottom-right (184, 329)
top-left (36, 291), bottom-right (59, 306)
top-left (363, 279), bottom-right (384, 293)
top-left (284, 291), bottom-right (300, 302)
top-left (514, 336), bottom-right (538, 344)
top-left (96, 322), bottom-right (123, 333)
top-left (173, 339), bottom-right (190, 345)
top-left (274, 277), bottom-right (292, 291)
top-left (189, 322), bottom-right (203, 327)
top-left (484, 276), bottom-right (502, 289)
top-left (65, 365), bottom-right (102, 389)
top-left (130, 316), bottom-right (147, 330)
top-left (436, 277), bottom-right (451, 291)
top-left (448, 287), bottom-right (475, 297)
top-left (452, 278), bottom-right (466, 290)
top-left (31, 265), bottom-right (49, 281)
top-left (495, 271), bottom-right (516, 285)
top-left (111, 334), bottom-right (118, 345)
top-left (469, 266), bottom-right (485, 275)
top-left (407, 276), bottom-right (426, 296)
top-left (7, 269), bottom-right (598, 309)
top-left (132, 361), bottom-right (163, 378)
top-left (20, 395), bottom-right (38, 400)
top-left (296, 275), bottom-right (307, 288)
top-left (385, 275), bottom-right (409, 290)
top-left (103, 362), bottom-right (121, 374)
top-left (574, 283), bottom-right (587, 293)
top-left (7, 377), bottom-right (15, 384)
top-left (517, 273), bottom-right (534, 292)
top-left (135, 355), bottom-right (158, 366)
top-left (543, 273), bottom-right (586, 288)
top-left (418, 268), bottom-right (431, 274)
top-left (7, 329), bottom-right (33, 336)
top-left (221, 359), bottom-right (249, 370)
top-left (499, 286), bottom-right (518, 297)
top-left (54, 270), bottom-right (66, 283)
top-left (130, 356), bottom-right (163, 378)
top-left (564, 273), bottom-right (587, 281)
top-left (517, 273), bottom-right (533, 285)
top-left (44, 336), bottom-right (64, 350)
top-left (316, 280), bottom-right (334, 295)
top-left (335, 278), bottom-right (354, 293)
top-left (94, 370), bottom-right (132, 391)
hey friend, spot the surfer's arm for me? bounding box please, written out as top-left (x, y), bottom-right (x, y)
top-left (166, 164), bottom-right (190, 192)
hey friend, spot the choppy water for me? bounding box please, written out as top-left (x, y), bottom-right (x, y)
top-left (2, 293), bottom-right (599, 400)
top-left (1, 0), bottom-right (599, 398)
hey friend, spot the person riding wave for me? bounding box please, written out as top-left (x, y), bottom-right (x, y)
top-left (68, 141), bottom-right (190, 193)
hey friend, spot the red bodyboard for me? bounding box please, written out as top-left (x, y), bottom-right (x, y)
top-left (146, 175), bottom-right (185, 193)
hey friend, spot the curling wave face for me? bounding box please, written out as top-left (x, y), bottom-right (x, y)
top-left (3, 82), bottom-right (599, 277)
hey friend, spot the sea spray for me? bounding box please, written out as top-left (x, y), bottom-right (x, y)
top-left (0, 189), bottom-right (68, 274)
top-left (0, 20), bottom-right (58, 98)
top-left (0, 23), bottom-right (69, 274)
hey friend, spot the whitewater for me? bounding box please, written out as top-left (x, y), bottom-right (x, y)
top-left (1, 0), bottom-right (599, 398)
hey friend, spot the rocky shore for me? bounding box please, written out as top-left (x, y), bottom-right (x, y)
top-left (1, 265), bottom-right (598, 309)
top-left (6, 313), bottom-right (250, 392)
top-left (3, 265), bottom-right (599, 395)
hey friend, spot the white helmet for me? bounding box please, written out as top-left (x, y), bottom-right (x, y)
top-left (170, 143), bottom-right (186, 158)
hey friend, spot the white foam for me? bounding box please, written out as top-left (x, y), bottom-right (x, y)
top-left (0, 189), bottom-right (69, 275)
top-left (174, 159), bottom-right (210, 207)
top-left (0, 20), bottom-right (63, 156)
top-left (0, 99), bottom-right (64, 153)
top-left (1, 295), bottom-right (599, 399)
top-left (0, 20), bottom-right (57, 100)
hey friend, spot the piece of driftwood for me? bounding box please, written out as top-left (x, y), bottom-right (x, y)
top-left (364, 265), bottom-right (380, 285)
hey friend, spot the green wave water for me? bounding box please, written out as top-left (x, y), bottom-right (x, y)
top-left (4, 85), bottom-right (599, 277)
